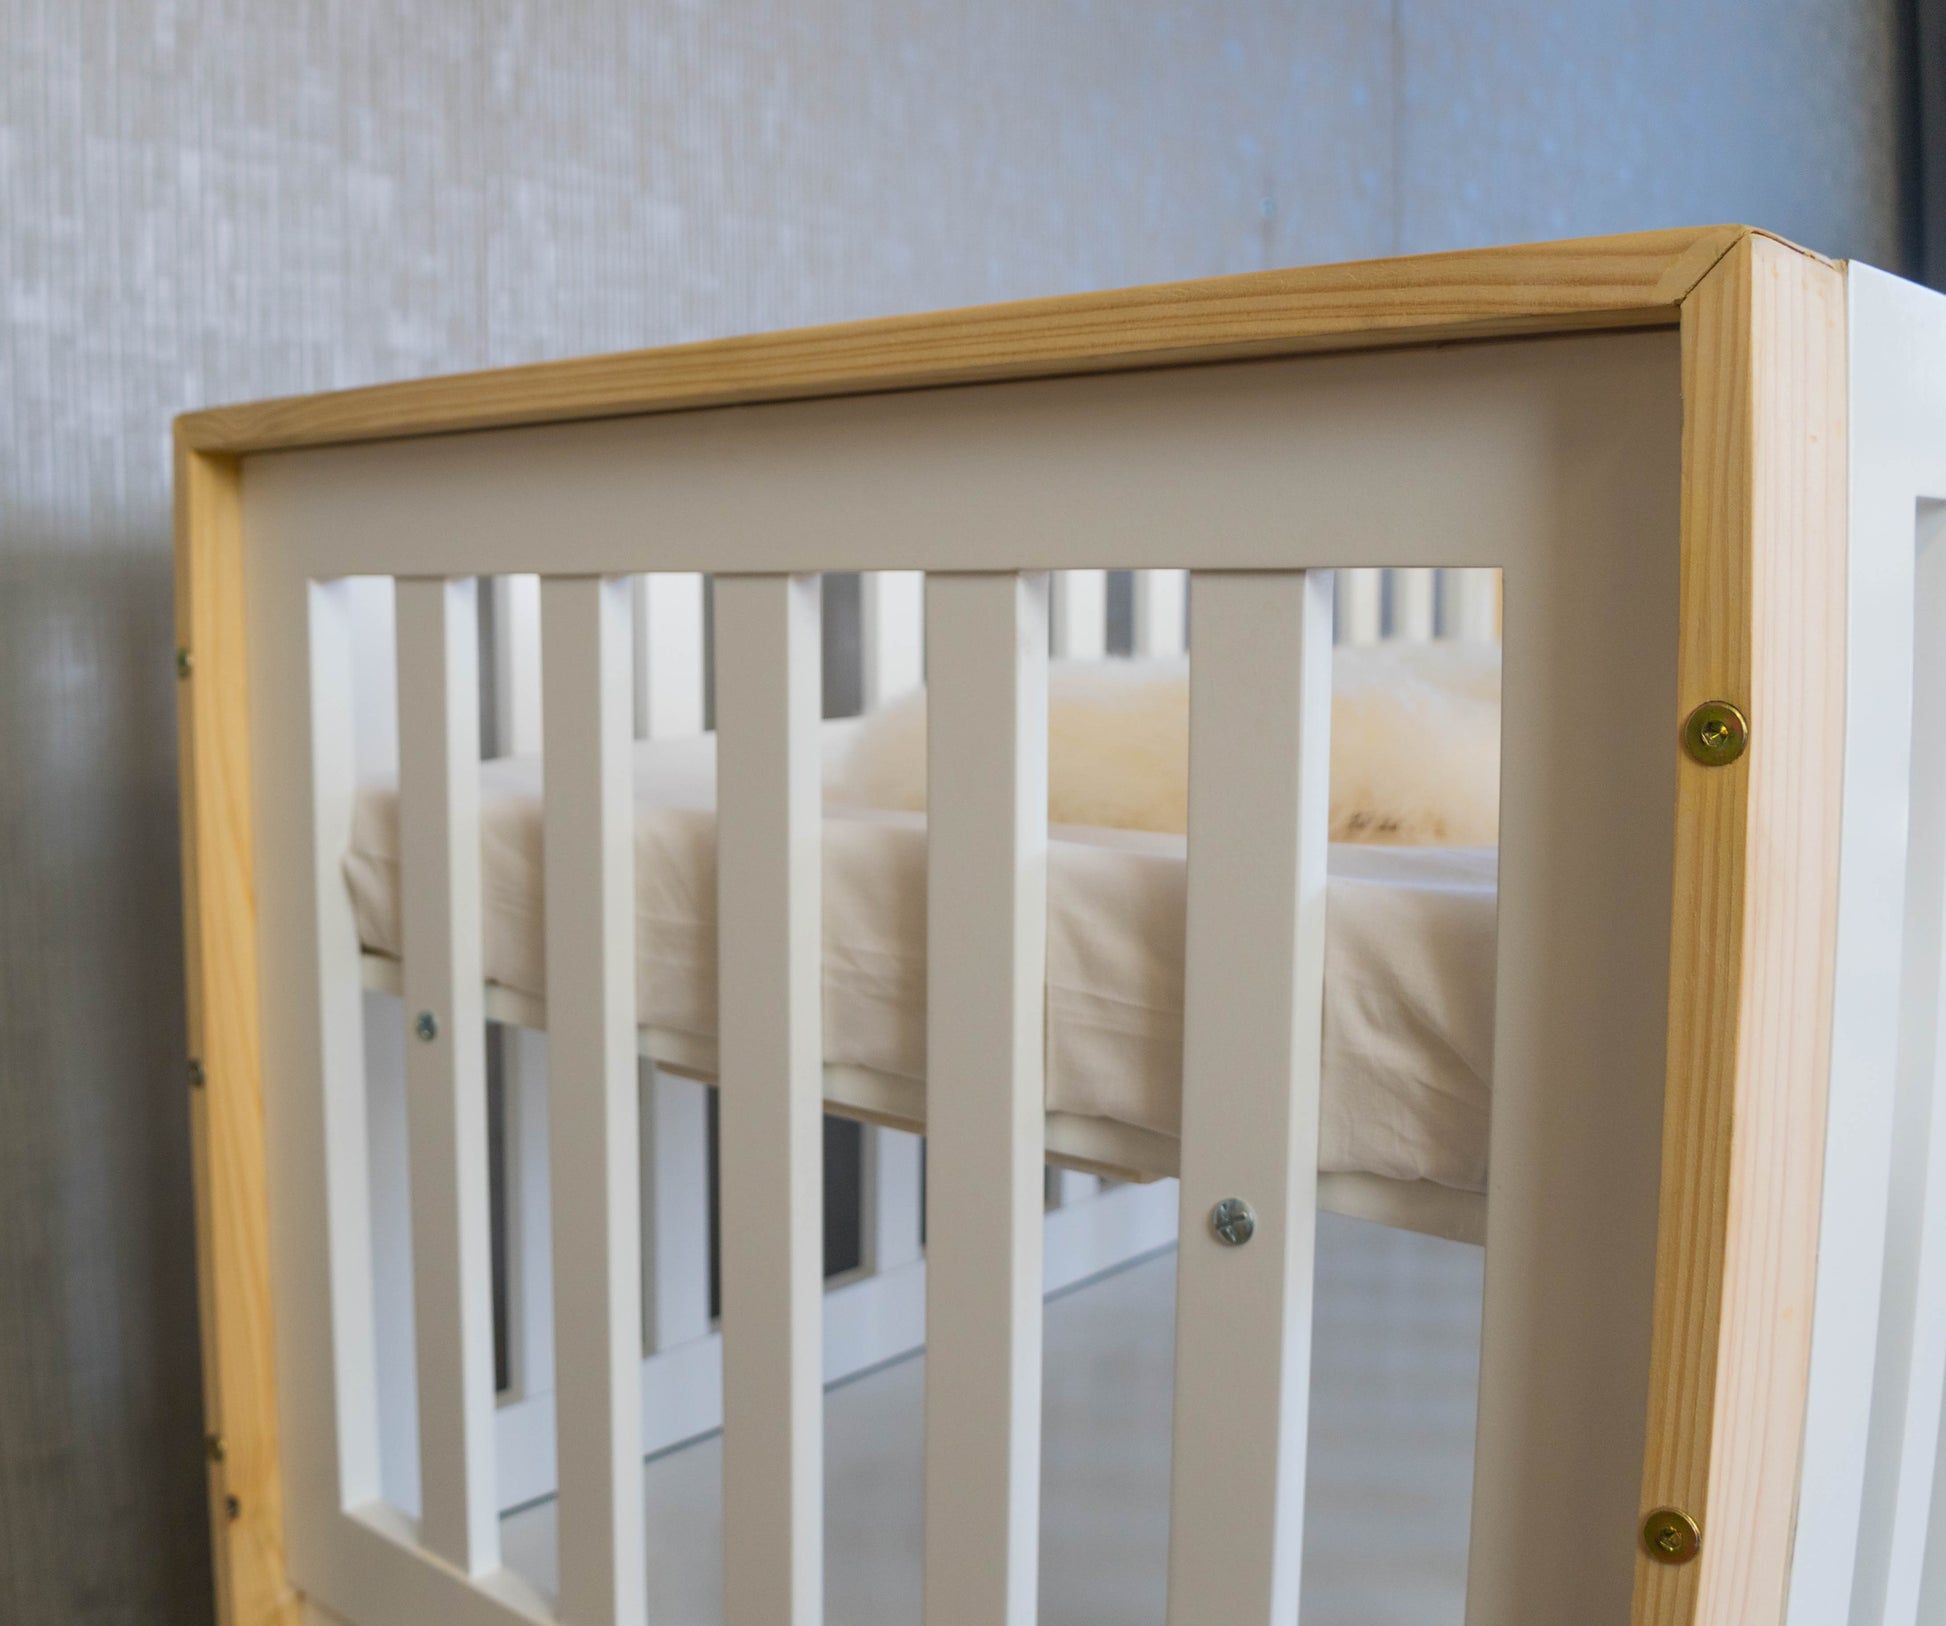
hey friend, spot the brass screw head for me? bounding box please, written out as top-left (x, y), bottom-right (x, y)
top-left (414, 1010), bottom-right (439, 1042)
top-left (1210, 1197), bottom-right (1256, 1246)
top-left (187, 1057), bottom-right (206, 1090)
top-left (1641, 1506), bottom-right (1701, 1565)
top-left (1682, 700), bottom-right (1748, 767)
top-left (175, 647), bottom-right (193, 680)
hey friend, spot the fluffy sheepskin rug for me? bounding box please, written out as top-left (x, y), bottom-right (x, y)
top-left (828, 642), bottom-right (1501, 847)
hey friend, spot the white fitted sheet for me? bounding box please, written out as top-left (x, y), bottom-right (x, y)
top-left (346, 722), bottom-right (1498, 1193)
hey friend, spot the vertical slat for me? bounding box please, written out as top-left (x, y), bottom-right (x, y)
top-left (861, 569), bottom-right (924, 707)
top-left (863, 1126), bottom-right (924, 1273)
top-left (395, 577), bottom-right (498, 1573)
top-left (630, 572), bottom-right (712, 1360)
top-left (1166, 569), bottom-right (1332, 1625)
top-left (1389, 567), bottom-right (1436, 641)
top-left (1437, 567), bottom-right (1500, 642)
top-left (1334, 566), bottom-right (1382, 645)
top-left (640, 1068), bottom-right (712, 1352)
top-left (1050, 1169), bottom-right (1101, 1208)
top-left (632, 572), bottom-right (706, 739)
top-left (489, 574), bottom-right (543, 756)
top-left (923, 571), bottom-right (1050, 1626)
top-left (1132, 569), bottom-right (1187, 656)
top-left (860, 567), bottom-right (928, 1275)
top-left (542, 576), bottom-right (645, 1626)
top-left (503, 1028), bottom-right (554, 1399)
top-left (715, 574), bottom-right (825, 1625)
top-left (1050, 569), bottom-right (1107, 658)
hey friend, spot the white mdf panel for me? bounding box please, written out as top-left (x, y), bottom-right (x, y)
top-left (1461, 373), bottom-right (1679, 1621)
top-left (1131, 569), bottom-right (1187, 656)
top-left (541, 576), bottom-right (646, 1626)
top-left (714, 573), bottom-right (825, 1626)
top-left (1166, 570), bottom-right (1332, 1624)
top-left (631, 572), bottom-right (706, 740)
top-left (1790, 266), bottom-right (1946, 1626)
top-left (922, 572), bottom-right (1050, 1626)
top-left (394, 577), bottom-right (498, 1574)
top-left (861, 570), bottom-right (924, 707)
top-left (1050, 569), bottom-right (1107, 658)
top-left (251, 335), bottom-right (1667, 580)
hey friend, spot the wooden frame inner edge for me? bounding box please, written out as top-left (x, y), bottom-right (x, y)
top-left (1630, 236), bottom-right (1848, 1626)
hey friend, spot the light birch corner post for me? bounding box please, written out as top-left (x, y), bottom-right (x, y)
top-left (1631, 234), bottom-right (1846, 1626)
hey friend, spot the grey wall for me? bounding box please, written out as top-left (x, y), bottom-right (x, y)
top-left (0, 3), bottom-right (1913, 1621)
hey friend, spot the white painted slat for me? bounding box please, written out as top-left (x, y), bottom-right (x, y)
top-left (1437, 567), bottom-right (1499, 642)
top-left (923, 571), bottom-right (1050, 1626)
top-left (1050, 569), bottom-right (1107, 658)
top-left (394, 577), bottom-right (498, 1574)
top-left (863, 1126), bottom-right (924, 1273)
top-left (715, 574), bottom-right (825, 1625)
top-left (541, 576), bottom-right (645, 1626)
top-left (861, 570), bottom-right (924, 707)
top-left (1165, 570), bottom-right (1331, 1623)
top-left (1132, 569), bottom-right (1187, 656)
top-left (1389, 567), bottom-right (1436, 641)
top-left (300, 578), bottom-right (386, 1523)
top-left (1334, 566), bottom-right (1382, 646)
top-left (489, 574), bottom-right (543, 756)
top-left (631, 572), bottom-right (706, 739)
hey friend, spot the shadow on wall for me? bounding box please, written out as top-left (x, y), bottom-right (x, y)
top-left (0, 524), bottom-right (211, 1621)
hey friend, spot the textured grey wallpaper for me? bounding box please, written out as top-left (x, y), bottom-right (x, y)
top-left (0, 2), bottom-right (1913, 1620)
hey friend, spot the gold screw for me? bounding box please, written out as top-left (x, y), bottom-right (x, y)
top-left (175, 647), bottom-right (194, 680)
top-left (206, 1433), bottom-right (226, 1464)
top-left (1682, 700), bottom-right (1748, 768)
top-left (1641, 1506), bottom-right (1701, 1565)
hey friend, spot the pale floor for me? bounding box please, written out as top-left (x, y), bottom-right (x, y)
top-left (501, 1212), bottom-right (1484, 1624)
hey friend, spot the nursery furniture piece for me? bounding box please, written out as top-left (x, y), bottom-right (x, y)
top-left (173, 225), bottom-right (1946, 1626)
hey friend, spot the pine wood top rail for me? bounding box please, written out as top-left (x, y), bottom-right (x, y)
top-left (176, 226), bottom-right (1780, 456)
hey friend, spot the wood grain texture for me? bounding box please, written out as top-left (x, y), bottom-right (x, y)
top-left (174, 432), bottom-right (303, 1626)
top-left (177, 228), bottom-right (1751, 454)
top-left (1632, 235), bottom-right (1847, 1626)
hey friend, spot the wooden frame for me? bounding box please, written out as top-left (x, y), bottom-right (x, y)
top-left (174, 225), bottom-right (1847, 1626)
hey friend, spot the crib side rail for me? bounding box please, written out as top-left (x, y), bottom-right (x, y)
top-left (182, 271), bottom-right (1856, 1626)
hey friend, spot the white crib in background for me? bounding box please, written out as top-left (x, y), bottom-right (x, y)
top-left (172, 230), bottom-right (1946, 1626)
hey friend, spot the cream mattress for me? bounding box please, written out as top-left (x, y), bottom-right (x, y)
top-left (347, 722), bottom-right (1498, 1193)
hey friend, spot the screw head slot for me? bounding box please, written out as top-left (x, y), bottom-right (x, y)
top-left (1682, 700), bottom-right (1748, 767)
top-left (1210, 1197), bottom-right (1256, 1246)
top-left (414, 1010), bottom-right (439, 1043)
top-left (1641, 1506), bottom-right (1701, 1565)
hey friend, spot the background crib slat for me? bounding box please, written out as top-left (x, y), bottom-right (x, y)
top-left (861, 569), bottom-right (925, 706)
top-left (922, 571), bottom-right (1050, 1626)
top-left (715, 574), bottom-right (826, 1625)
top-left (395, 578), bottom-right (499, 1575)
top-left (1436, 567), bottom-right (1500, 642)
top-left (1131, 568), bottom-right (1187, 656)
top-left (632, 572), bottom-right (706, 740)
top-left (1390, 566), bottom-right (1437, 641)
top-left (1335, 566), bottom-right (1383, 645)
top-left (1051, 569), bottom-right (1108, 658)
top-left (1166, 569), bottom-right (1333, 1625)
top-left (541, 577), bottom-right (646, 1626)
